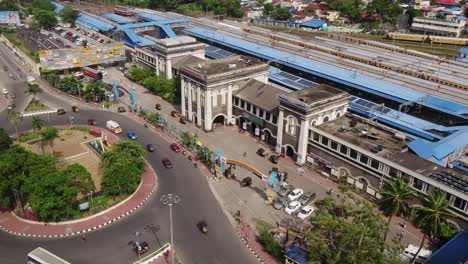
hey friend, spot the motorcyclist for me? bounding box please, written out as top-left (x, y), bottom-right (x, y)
top-left (198, 221), bottom-right (208, 233)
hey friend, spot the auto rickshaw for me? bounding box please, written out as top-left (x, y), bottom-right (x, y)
top-left (179, 116), bottom-right (187, 124)
top-left (198, 221), bottom-right (208, 234)
top-left (171, 110), bottom-right (181, 118)
top-left (256, 148), bottom-right (266, 157)
top-left (87, 119), bottom-right (96, 125)
top-left (155, 103), bottom-right (162, 110)
top-left (72, 105), bottom-right (79, 112)
top-left (241, 177), bottom-right (252, 187)
top-left (269, 154), bottom-right (279, 164)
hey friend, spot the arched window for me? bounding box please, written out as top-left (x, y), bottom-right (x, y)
top-left (212, 91), bottom-right (218, 107)
top-left (310, 120), bottom-right (317, 127)
top-left (285, 115), bottom-right (297, 135)
top-left (323, 116), bottom-right (330, 123)
top-left (336, 112), bottom-right (341, 118)
top-left (220, 89), bottom-right (227, 105)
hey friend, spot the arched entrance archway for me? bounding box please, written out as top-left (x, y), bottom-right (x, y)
top-left (192, 112), bottom-right (198, 125)
top-left (283, 145), bottom-right (296, 157)
top-left (250, 123), bottom-right (257, 135)
top-left (212, 115), bottom-right (225, 128)
top-left (356, 177), bottom-right (369, 190)
top-left (263, 129), bottom-right (272, 145)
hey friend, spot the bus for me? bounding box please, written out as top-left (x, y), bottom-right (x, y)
top-left (106, 120), bottom-right (122, 134)
top-left (27, 247), bottom-right (71, 264)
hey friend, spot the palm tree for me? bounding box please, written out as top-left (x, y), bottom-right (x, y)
top-left (25, 84), bottom-right (42, 101)
top-left (32, 116), bottom-right (44, 132)
top-left (379, 177), bottom-right (415, 241)
top-left (40, 127), bottom-right (59, 155)
top-left (6, 110), bottom-right (23, 144)
top-left (411, 189), bottom-right (454, 263)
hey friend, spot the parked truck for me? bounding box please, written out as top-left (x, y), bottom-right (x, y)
top-left (82, 67), bottom-right (102, 80)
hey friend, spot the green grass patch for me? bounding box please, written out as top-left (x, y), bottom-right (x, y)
top-left (19, 132), bottom-right (40, 142)
top-left (25, 99), bottom-right (49, 112)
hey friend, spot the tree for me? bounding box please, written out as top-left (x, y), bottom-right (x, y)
top-left (406, 7), bottom-right (422, 26)
top-left (257, 228), bottom-right (282, 258)
top-left (25, 84), bottom-right (42, 102)
top-left (40, 127), bottom-right (59, 154)
top-left (59, 5), bottom-right (79, 26)
top-left (84, 82), bottom-right (105, 102)
top-left (33, 9), bottom-right (57, 29)
top-left (101, 141), bottom-right (145, 195)
top-left (379, 178), bottom-right (415, 241)
top-left (57, 76), bottom-right (83, 95)
top-left (412, 190), bottom-right (454, 264)
top-left (305, 197), bottom-right (402, 263)
top-left (6, 110), bottom-right (22, 144)
top-left (31, 0), bottom-right (55, 11)
top-left (272, 5), bottom-right (292, 21)
top-left (263, 3), bottom-right (274, 18)
top-left (32, 116), bottom-right (45, 132)
top-left (62, 163), bottom-right (95, 195)
top-left (163, 0), bottom-right (181, 10)
top-left (45, 72), bottom-right (59, 87)
top-left (0, 128), bottom-right (12, 152)
top-left (129, 66), bottom-right (153, 82)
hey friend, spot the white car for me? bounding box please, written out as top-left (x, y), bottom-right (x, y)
top-left (2, 88), bottom-right (9, 94)
top-left (288, 188), bottom-right (304, 201)
top-left (297, 205), bottom-right (315, 220)
top-left (101, 71), bottom-right (107, 76)
top-left (73, 72), bottom-right (84, 77)
top-left (285, 201), bottom-right (301, 215)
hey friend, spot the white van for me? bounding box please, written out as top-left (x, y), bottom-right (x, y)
top-left (106, 120), bottom-right (122, 134)
top-left (399, 244), bottom-right (432, 263)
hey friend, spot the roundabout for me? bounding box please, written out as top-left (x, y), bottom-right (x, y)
top-left (0, 66), bottom-right (258, 264)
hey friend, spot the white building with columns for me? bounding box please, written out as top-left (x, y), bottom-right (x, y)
top-left (275, 85), bottom-right (349, 164)
top-left (179, 55), bottom-right (269, 131)
top-left (135, 36), bottom-right (205, 79)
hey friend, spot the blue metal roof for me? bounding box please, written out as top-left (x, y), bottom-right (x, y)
top-left (460, 47), bottom-right (468, 55)
top-left (425, 231), bottom-right (468, 264)
top-left (269, 67), bottom-right (318, 91)
top-left (51, 2), bottom-right (64, 14)
top-left (301, 19), bottom-right (326, 28)
top-left (184, 27), bottom-right (468, 120)
top-left (76, 14), bottom-right (115, 32)
top-left (103, 13), bottom-right (134, 24)
top-left (205, 44), bottom-right (236, 59)
top-left (119, 22), bottom-right (176, 38)
top-left (285, 245), bottom-right (309, 264)
top-left (407, 127), bottom-right (468, 166)
top-left (136, 13), bottom-right (167, 22)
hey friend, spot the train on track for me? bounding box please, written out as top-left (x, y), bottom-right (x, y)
top-left (386, 33), bottom-right (468, 46)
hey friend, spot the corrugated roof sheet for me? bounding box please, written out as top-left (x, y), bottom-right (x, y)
top-left (76, 14), bottom-right (115, 32)
top-left (425, 231), bottom-right (468, 264)
top-left (285, 245), bottom-right (309, 264)
top-left (103, 13), bottom-right (133, 24)
top-left (52, 2), bottom-right (64, 14)
top-left (184, 27), bottom-right (468, 119)
top-left (301, 19), bottom-right (326, 28)
top-left (460, 47), bottom-right (468, 55)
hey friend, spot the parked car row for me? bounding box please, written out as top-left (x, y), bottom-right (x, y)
top-left (273, 185), bottom-right (317, 220)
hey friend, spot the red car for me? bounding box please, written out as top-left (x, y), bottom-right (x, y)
top-left (162, 158), bottom-right (172, 168)
top-left (170, 143), bottom-right (181, 152)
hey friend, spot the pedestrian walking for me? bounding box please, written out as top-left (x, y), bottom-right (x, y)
top-left (81, 234), bottom-right (87, 242)
top-left (243, 152), bottom-right (247, 157)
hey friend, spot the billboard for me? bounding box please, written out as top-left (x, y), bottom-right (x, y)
top-left (38, 43), bottom-right (126, 70)
top-left (0, 11), bottom-right (20, 25)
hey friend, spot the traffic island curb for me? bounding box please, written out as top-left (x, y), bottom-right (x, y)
top-left (0, 127), bottom-right (159, 238)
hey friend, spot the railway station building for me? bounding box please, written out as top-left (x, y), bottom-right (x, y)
top-left (179, 54), bottom-right (468, 229)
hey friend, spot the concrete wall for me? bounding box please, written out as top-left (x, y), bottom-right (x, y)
top-left (0, 35), bottom-right (40, 75)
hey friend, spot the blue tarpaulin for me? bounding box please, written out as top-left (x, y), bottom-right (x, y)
top-left (285, 245), bottom-right (309, 264)
top-left (301, 19), bottom-right (326, 29)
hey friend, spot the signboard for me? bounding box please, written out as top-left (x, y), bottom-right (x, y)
top-left (0, 11), bottom-right (20, 25)
top-left (38, 43), bottom-right (126, 70)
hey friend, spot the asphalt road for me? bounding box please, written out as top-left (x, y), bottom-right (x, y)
top-left (0, 44), bottom-right (257, 264)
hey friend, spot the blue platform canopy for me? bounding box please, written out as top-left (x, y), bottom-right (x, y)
top-left (425, 231), bottom-right (468, 264)
top-left (103, 13), bottom-right (133, 24)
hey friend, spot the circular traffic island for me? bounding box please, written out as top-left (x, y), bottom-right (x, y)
top-left (0, 126), bottom-right (157, 237)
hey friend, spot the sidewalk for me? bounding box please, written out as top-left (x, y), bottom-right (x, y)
top-left (105, 67), bottom-right (426, 247)
top-left (0, 127), bottom-right (158, 238)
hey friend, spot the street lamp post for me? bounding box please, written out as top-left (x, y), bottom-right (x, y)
top-left (161, 194), bottom-right (180, 264)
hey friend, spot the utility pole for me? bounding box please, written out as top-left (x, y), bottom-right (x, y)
top-left (161, 194), bottom-right (180, 264)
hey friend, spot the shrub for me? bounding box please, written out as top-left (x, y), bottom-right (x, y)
top-left (19, 132), bottom-right (40, 142)
top-left (256, 228), bottom-right (282, 259)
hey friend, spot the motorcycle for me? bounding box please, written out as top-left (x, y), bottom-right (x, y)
top-left (144, 123), bottom-right (148, 128)
top-left (182, 150), bottom-right (187, 156)
top-left (194, 162), bottom-right (199, 168)
top-left (188, 155), bottom-right (193, 161)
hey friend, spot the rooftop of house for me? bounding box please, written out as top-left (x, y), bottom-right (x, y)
top-left (316, 114), bottom-right (468, 193)
top-left (180, 55), bottom-right (267, 77)
top-left (279, 84), bottom-right (347, 105)
top-left (154, 36), bottom-right (199, 47)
